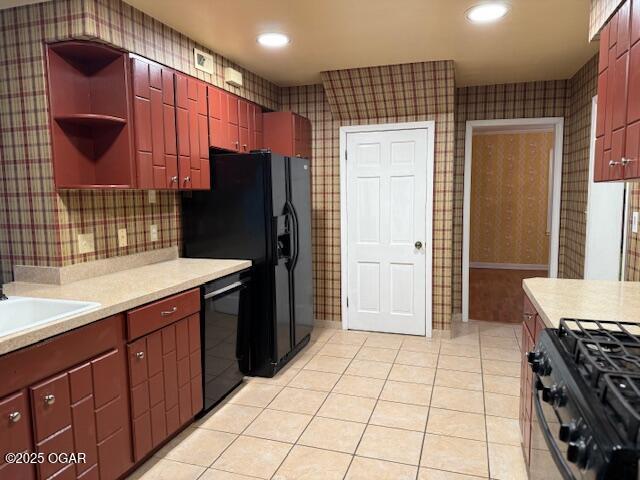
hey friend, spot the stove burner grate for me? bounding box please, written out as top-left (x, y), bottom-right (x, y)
top-left (602, 374), bottom-right (640, 447)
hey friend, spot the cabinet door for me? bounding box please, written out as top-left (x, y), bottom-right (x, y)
top-left (131, 57), bottom-right (178, 189)
top-left (0, 391), bottom-right (35, 480)
top-left (626, 0), bottom-right (640, 179)
top-left (293, 114), bottom-right (304, 158)
top-left (175, 74), bottom-right (210, 190)
top-left (249, 103), bottom-right (263, 151)
top-left (127, 316), bottom-right (202, 462)
top-left (263, 111), bottom-right (296, 157)
top-left (29, 349), bottom-right (130, 480)
top-left (238, 99), bottom-right (251, 152)
top-left (227, 95), bottom-right (240, 151)
top-left (208, 86), bottom-right (229, 150)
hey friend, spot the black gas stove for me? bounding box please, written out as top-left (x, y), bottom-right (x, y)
top-left (528, 319), bottom-right (640, 480)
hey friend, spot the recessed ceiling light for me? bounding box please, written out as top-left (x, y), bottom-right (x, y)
top-left (257, 33), bottom-right (290, 48)
top-left (466, 2), bottom-right (510, 23)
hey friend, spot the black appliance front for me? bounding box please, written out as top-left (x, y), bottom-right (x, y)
top-left (201, 270), bottom-right (252, 412)
top-left (528, 327), bottom-right (638, 480)
top-left (182, 151), bottom-right (312, 377)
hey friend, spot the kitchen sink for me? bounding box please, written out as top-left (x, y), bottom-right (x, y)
top-left (0, 296), bottom-right (101, 337)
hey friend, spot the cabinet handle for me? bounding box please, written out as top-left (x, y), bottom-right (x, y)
top-left (8, 411), bottom-right (21, 423)
top-left (523, 313), bottom-right (533, 320)
top-left (183, 176), bottom-right (191, 185)
top-left (296, 154), bottom-right (302, 158)
top-left (234, 141), bottom-right (239, 146)
top-left (622, 157), bottom-right (636, 166)
top-left (171, 176), bottom-right (178, 184)
top-left (136, 351), bottom-right (145, 360)
top-left (160, 306), bottom-right (177, 316)
top-left (609, 160), bottom-right (622, 166)
top-left (242, 144), bottom-right (248, 150)
top-left (44, 394), bottom-right (55, 406)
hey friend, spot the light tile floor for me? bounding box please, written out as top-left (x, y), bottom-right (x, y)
top-left (128, 320), bottom-right (528, 480)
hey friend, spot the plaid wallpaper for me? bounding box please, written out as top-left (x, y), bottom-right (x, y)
top-left (560, 56), bottom-right (599, 279)
top-left (283, 61), bottom-right (456, 330)
top-left (589, 0), bottom-right (625, 39)
top-left (0, 0), bottom-right (280, 281)
top-left (627, 185), bottom-right (640, 281)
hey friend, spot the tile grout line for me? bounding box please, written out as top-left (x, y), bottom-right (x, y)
top-left (340, 338), bottom-right (403, 480)
top-left (268, 331), bottom-right (368, 480)
top-left (415, 338), bottom-right (440, 479)
top-left (479, 327), bottom-right (492, 480)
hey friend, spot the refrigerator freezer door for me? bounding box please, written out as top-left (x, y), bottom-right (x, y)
top-left (270, 154), bottom-right (293, 361)
top-left (288, 157), bottom-right (314, 345)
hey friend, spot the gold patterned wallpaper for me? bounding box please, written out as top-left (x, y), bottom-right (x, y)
top-left (470, 132), bottom-right (553, 266)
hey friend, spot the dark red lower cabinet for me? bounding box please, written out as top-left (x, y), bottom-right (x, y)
top-left (128, 314), bottom-right (202, 461)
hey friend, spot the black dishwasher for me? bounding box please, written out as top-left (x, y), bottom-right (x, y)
top-left (201, 269), bottom-right (252, 412)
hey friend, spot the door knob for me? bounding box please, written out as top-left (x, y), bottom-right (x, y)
top-left (415, 241), bottom-right (423, 250)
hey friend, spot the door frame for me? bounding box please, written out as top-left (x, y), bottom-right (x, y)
top-left (339, 121), bottom-right (436, 336)
top-left (462, 117), bottom-right (564, 322)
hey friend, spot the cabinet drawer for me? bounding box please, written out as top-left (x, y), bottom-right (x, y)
top-left (30, 373), bottom-right (71, 443)
top-left (127, 289), bottom-right (200, 340)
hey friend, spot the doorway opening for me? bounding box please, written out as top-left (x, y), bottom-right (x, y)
top-left (462, 118), bottom-right (564, 323)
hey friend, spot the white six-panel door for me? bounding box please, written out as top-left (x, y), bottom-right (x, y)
top-left (345, 127), bottom-right (432, 336)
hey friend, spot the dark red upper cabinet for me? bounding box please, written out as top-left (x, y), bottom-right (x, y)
top-left (263, 111), bottom-right (312, 159)
top-left (46, 41), bottom-right (136, 189)
top-left (131, 56), bottom-right (178, 190)
top-left (175, 74), bottom-right (210, 190)
top-left (595, 0), bottom-right (640, 181)
top-left (207, 87), bottom-right (262, 153)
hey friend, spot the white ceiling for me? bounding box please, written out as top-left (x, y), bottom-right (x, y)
top-left (5, 0), bottom-right (598, 87)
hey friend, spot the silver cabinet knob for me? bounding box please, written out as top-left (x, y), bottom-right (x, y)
top-left (415, 241), bottom-right (423, 250)
top-left (44, 394), bottom-right (55, 406)
top-left (622, 157), bottom-right (636, 166)
top-left (171, 176), bottom-right (178, 183)
top-left (183, 176), bottom-right (191, 185)
top-left (609, 160), bottom-right (622, 166)
top-left (8, 411), bottom-right (21, 423)
top-left (136, 351), bottom-right (145, 360)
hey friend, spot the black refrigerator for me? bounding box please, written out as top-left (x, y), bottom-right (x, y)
top-left (182, 151), bottom-right (313, 377)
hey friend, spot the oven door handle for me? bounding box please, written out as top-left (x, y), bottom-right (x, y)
top-left (204, 281), bottom-right (246, 299)
top-left (533, 382), bottom-right (575, 480)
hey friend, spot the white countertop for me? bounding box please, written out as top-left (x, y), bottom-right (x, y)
top-left (0, 258), bottom-right (251, 355)
top-left (523, 277), bottom-right (640, 328)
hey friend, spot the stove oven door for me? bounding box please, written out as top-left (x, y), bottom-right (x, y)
top-left (530, 382), bottom-right (579, 480)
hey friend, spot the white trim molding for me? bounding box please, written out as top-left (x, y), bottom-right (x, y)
top-left (462, 117), bottom-right (565, 322)
top-left (469, 262), bottom-right (549, 271)
top-left (339, 121), bottom-right (436, 337)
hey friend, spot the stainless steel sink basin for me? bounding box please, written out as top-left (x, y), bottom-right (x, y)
top-left (0, 296), bottom-right (101, 337)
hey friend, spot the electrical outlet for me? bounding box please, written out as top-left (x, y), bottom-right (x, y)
top-left (633, 212), bottom-right (639, 234)
top-left (150, 224), bottom-right (158, 242)
top-left (148, 190), bottom-right (156, 204)
top-left (118, 228), bottom-right (128, 248)
top-left (77, 233), bottom-right (95, 254)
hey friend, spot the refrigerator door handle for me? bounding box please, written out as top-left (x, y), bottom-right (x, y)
top-left (287, 200), bottom-right (300, 269)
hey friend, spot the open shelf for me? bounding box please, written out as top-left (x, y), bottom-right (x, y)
top-left (46, 40), bottom-right (135, 189)
top-left (55, 114), bottom-right (127, 127)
